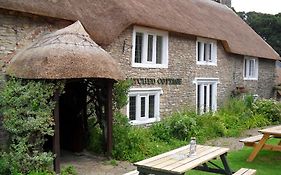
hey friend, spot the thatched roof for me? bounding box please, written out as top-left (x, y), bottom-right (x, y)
top-left (6, 21), bottom-right (124, 80)
top-left (0, 0), bottom-right (279, 60)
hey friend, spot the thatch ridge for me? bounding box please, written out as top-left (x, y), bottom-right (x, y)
top-left (0, 0), bottom-right (279, 60)
top-left (6, 21), bottom-right (125, 80)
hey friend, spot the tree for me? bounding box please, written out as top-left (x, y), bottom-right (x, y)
top-left (237, 11), bottom-right (281, 56)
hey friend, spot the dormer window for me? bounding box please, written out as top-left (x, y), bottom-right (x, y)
top-left (132, 26), bottom-right (168, 68)
top-left (196, 37), bottom-right (217, 65)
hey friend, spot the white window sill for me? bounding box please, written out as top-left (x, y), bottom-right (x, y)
top-left (196, 62), bottom-right (217, 66)
top-left (129, 118), bottom-right (160, 125)
top-left (132, 63), bottom-right (168, 69)
top-left (244, 77), bottom-right (258, 81)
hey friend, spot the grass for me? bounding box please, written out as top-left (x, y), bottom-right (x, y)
top-left (188, 139), bottom-right (281, 175)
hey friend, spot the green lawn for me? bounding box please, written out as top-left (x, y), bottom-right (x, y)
top-left (188, 139), bottom-right (281, 175)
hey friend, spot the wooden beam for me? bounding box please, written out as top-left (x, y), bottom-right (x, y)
top-left (105, 80), bottom-right (113, 156)
top-left (53, 90), bottom-right (61, 173)
top-left (247, 133), bottom-right (270, 162)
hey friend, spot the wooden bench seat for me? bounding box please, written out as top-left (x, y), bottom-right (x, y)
top-left (239, 134), bottom-right (268, 147)
top-left (123, 170), bottom-right (139, 175)
top-left (233, 168), bottom-right (256, 175)
top-left (240, 134), bottom-right (264, 143)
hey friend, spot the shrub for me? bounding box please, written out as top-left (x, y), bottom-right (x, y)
top-left (169, 111), bottom-right (197, 141)
top-left (60, 165), bottom-right (77, 175)
top-left (87, 117), bottom-right (104, 154)
top-left (196, 114), bottom-right (227, 142)
top-left (113, 79), bottom-right (132, 111)
top-left (112, 112), bottom-right (131, 160)
top-left (253, 99), bottom-right (281, 123)
top-left (0, 78), bottom-right (64, 174)
top-left (243, 114), bottom-right (270, 129)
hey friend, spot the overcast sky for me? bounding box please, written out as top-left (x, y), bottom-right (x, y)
top-left (232, 0), bottom-right (281, 15)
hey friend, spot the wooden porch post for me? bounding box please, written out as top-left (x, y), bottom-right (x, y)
top-left (105, 80), bottom-right (113, 156)
top-left (53, 90), bottom-right (61, 173)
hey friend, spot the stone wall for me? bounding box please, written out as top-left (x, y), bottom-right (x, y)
top-left (105, 26), bottom-right (276, 118)
top-left (0, 8), bottom-right (70, 147)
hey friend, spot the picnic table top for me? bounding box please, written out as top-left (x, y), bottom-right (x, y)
top-left (259, 125), bottom-right (281, 135)
top-left (134, 144), bottom-right (229, 174)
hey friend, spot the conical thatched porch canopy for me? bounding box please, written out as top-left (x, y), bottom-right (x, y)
top-left (6, 21), bottom-right (124, 173)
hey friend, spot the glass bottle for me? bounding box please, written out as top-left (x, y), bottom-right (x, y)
top-left (189, 137), bottom-right (197, 157)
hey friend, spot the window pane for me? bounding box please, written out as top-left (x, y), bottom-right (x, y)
top-left (209, 84), bottom-right (213, 111)
top-left (129, 96), bottom-right (136, 120)
top-left (149, 95), bottom-right (155, 118)
top-left (141, 97), bottom-right (146, 117)
top-left (204, 43), bottom-right (211, 61)
top-left (197, 84), bottom-right (201, 114)
top-left (249, 60), bottom-right (255, 77)
top-left (244, 59), bottom-right (248, 77)
top-left (197, 42), bottom-right (201, 61)
top-left (204, 43), bottom-right (208, 61)
top-left (135, 32), bottom-right (143, 63)
top-left (203, 85), bottom-right (207, 113)
top-left (156, 36), bottom-right (163, 64)
top-left (209, 44), bottom-right (212, 61)
top-left (147, 35), bottom-right (153, 62)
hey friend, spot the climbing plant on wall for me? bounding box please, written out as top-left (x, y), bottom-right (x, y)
top-left (0, 78), bottom-right (64, 174)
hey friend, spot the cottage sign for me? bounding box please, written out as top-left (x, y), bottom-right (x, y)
top-left (132, 78), bottom-right (182, 85)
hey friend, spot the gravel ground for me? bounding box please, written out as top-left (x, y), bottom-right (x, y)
top-left (61, 127), bottom-right (265, 175)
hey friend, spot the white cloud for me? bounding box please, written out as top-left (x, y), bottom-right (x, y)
top-left (232, 0), bottom-right (281, 14)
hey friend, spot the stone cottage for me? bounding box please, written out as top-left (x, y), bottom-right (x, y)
top-left (0, 0), bottom-right (279, 131)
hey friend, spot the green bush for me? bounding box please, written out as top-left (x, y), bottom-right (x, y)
top-left (111, 112), bottom-right (186, 162)
top-left (196, 114), bottom-right (227, 142)
top-left (112, 112), bottom-right (131, 160)
top-left (169, 111), bottom-right (197, 140)
top-left (253, 99), bottom-right (281, 123)
top-left (60, 165), bottom-right (77, 175)
top-left (87, 117), bottom-right (104, 154)
top-left (0, 78), bottom-right (64, 174)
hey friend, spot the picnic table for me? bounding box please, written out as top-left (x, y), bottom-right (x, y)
top-left (240, 125), bottom-right (281, 162)
top-left (134, 144), bottom-right (233, 175)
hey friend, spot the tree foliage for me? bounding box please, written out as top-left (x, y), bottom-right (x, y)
top-left (0, 78), bottom-right (64, 174)
top-left (237, 11), bottom-right (281, 55)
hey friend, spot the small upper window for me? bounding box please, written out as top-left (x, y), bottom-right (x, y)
top-left (196, 37), bottom-right (217, 65)
top-left (244, 57), bottom-right (258, 80)
top-left (132, 26), bottom-right (168, 68)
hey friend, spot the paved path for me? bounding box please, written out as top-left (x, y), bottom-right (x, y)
top-left (61, 151), bottom-right (135, 175)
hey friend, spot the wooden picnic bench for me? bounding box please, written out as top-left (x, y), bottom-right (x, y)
top-left (233, 168), bottom-right (256, 175)
top-left (240, 125), bottom-right (281, 162)
top-left (124, 167), bottom-right (256, 175)
top-left (123, 145), bottom-right (255, 175)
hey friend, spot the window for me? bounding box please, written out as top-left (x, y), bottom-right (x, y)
top-left (195, 78), bottom-right (218, 114)
top-left (196, 37), bottom-right (217, 65)
top-left (244, 57), bottom-right (258, 80)
top-left (132, 26), bottom-right (168, 68)
top-left (127, 88), bottom-right (162, 125)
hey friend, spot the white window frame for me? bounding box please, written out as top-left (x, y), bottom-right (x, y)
top-left (196, 37), bottom-right (217, 66)
top-left (127, 88), bottom-right (163, 125)
top-left (243, 56), bottom-right (259, 80)
top-left (132, 26), bottom-right (169, 68)
top-left (194, 78), bottom-right (218, 114)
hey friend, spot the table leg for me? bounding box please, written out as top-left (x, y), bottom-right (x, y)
top-left (247, 133), bottom-right (270, 162)
top-left (220, 153), bottom-right (232, 175)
